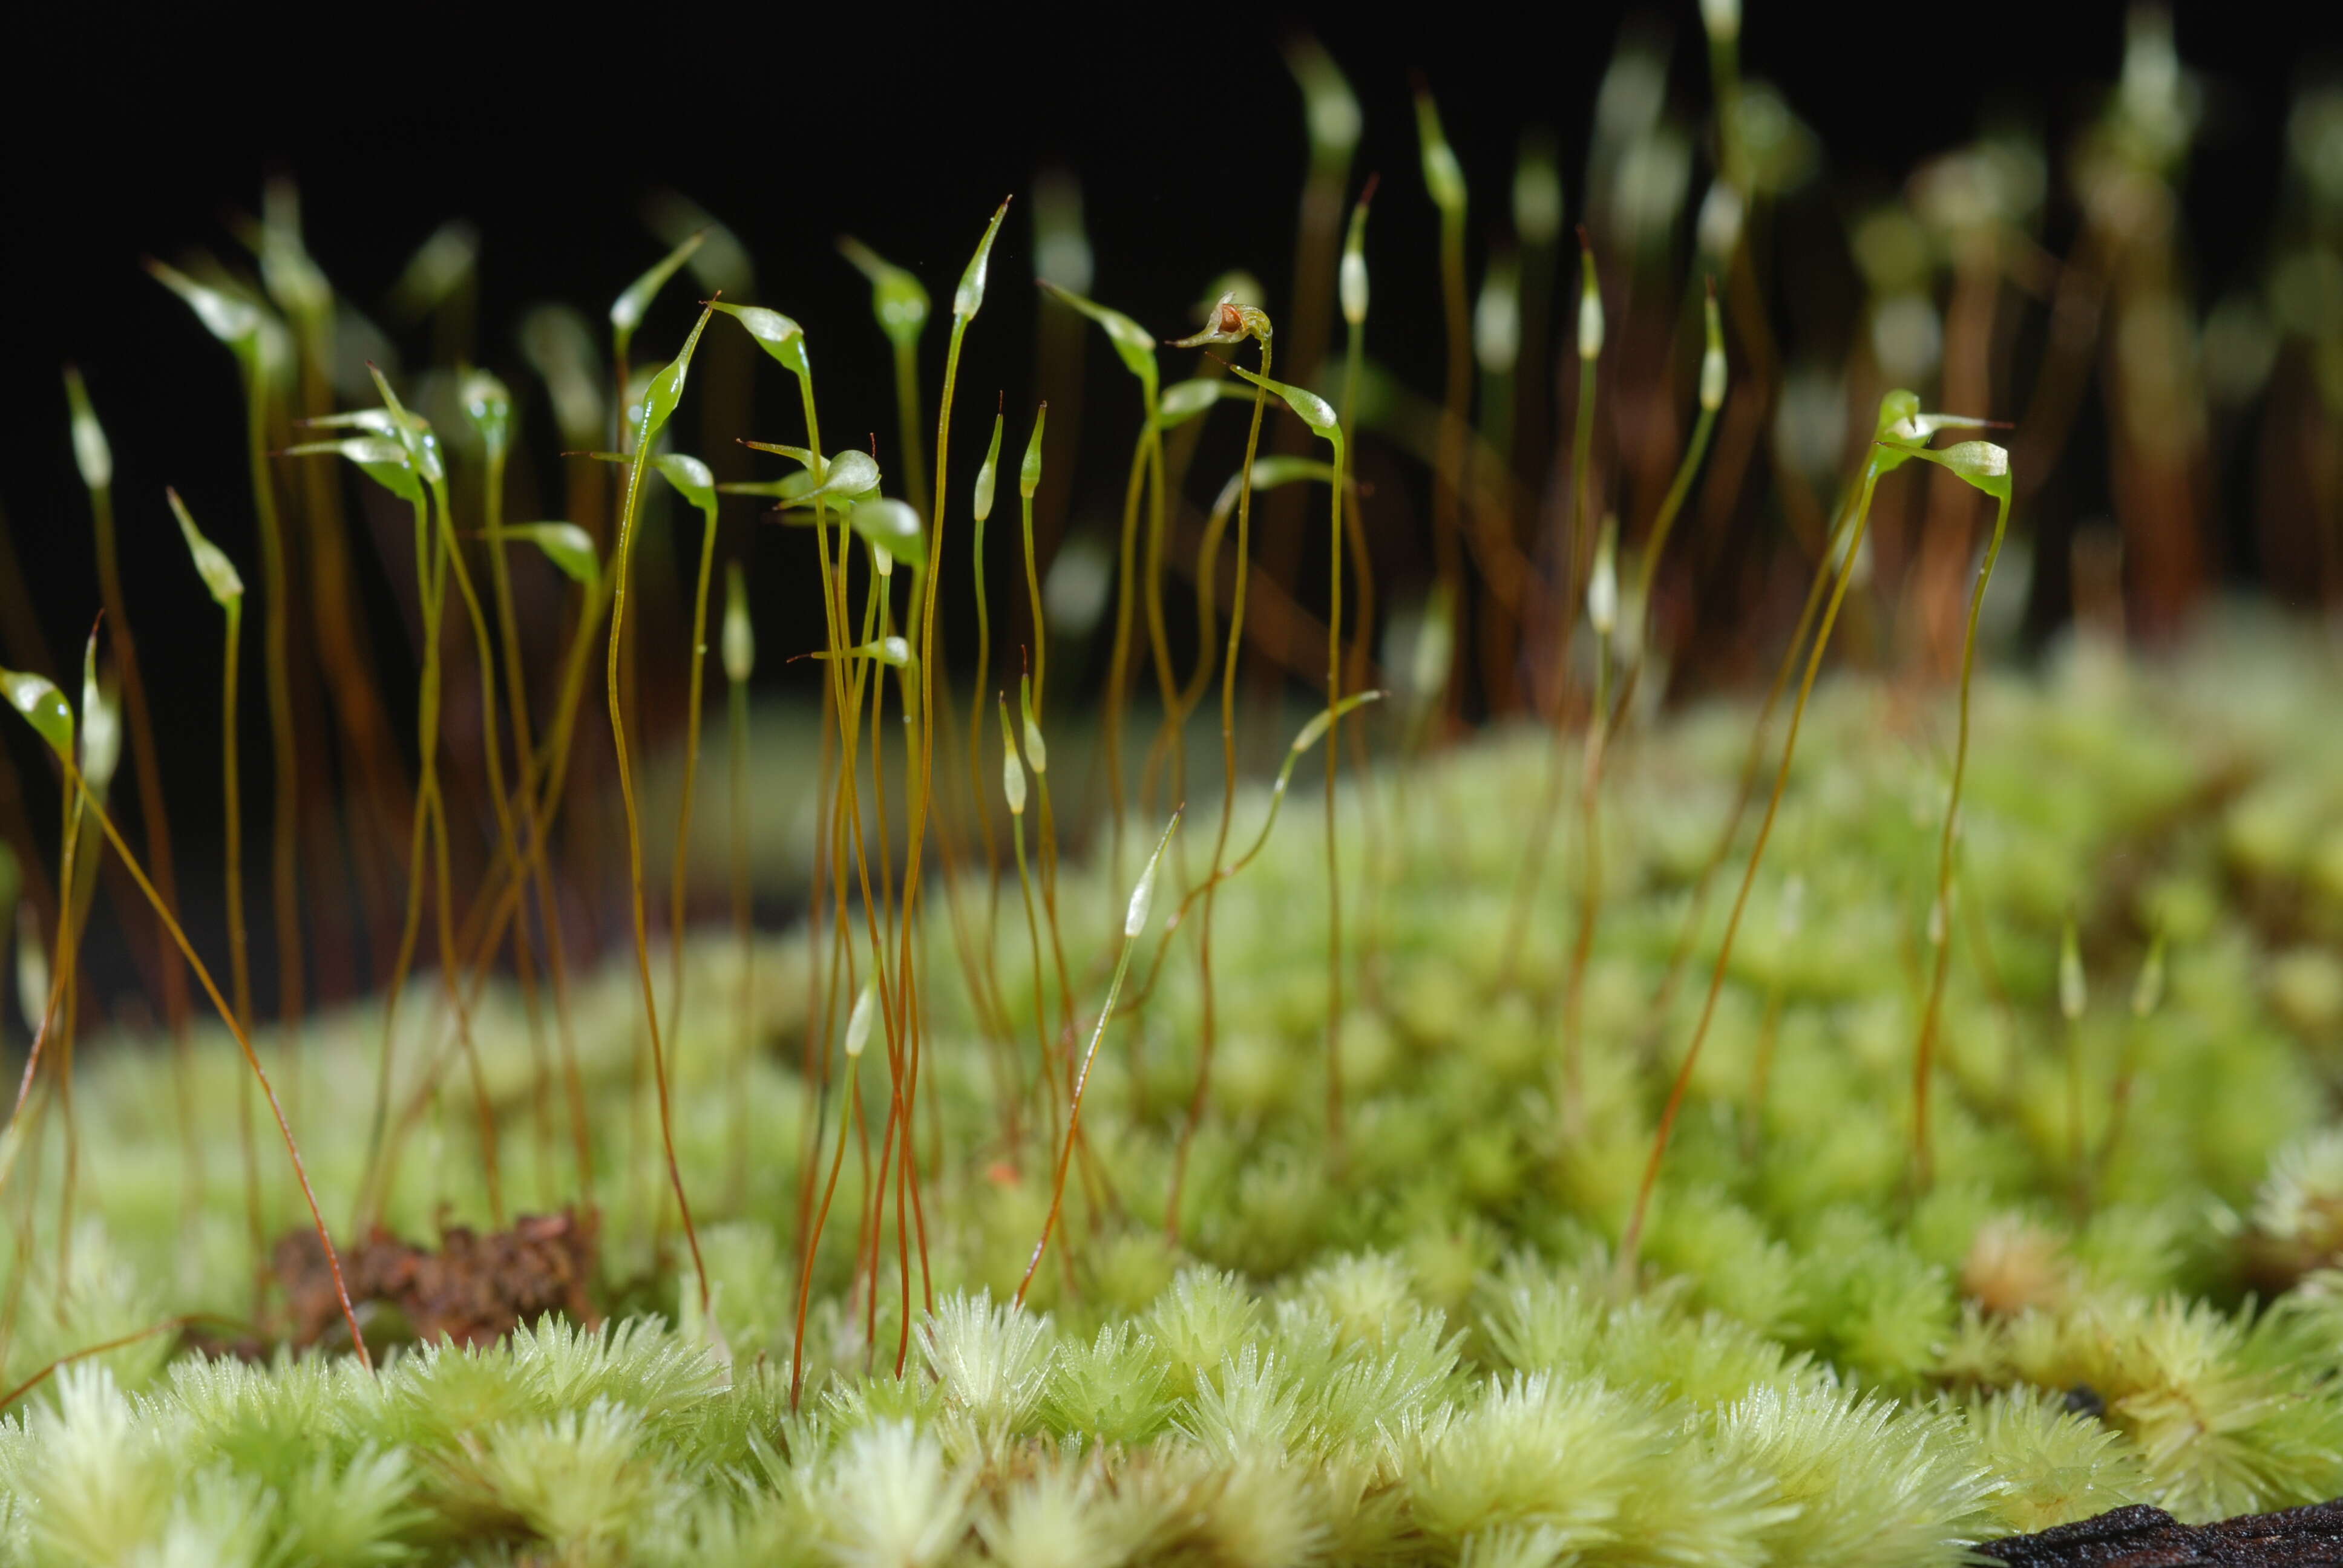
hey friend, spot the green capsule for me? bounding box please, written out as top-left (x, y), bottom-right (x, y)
top-left (974, 414), bottom-right (1004, 524)
top-left (167, 489), bottom-right (245, 605)
top-left (612, 230), bottom-right (708, 339)
top-left (459, 369), bottom-right (514, 458)
top-left (147, 260), bottom-right (262, 348)
top-left (62, 367), bottom-right (111, 494)
top-left (838, 238), bottom-right (930, 348)
top-left (954, 198), bottom-right (1012, 320)
top-left (722, 563), bottom-right (755, 685)
top-left (1018, 405), bottom-right (1047, 501)
top-left (2059, 918), bottom-right (2088, 1022)
top-left (77, 632), bottom-right (121, 794)
top-left (1415, 89), bottom-right (1468, 216)
top-left (636, 306), bottom-right (718, 447)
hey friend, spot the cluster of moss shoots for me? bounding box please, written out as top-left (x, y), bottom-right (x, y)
top-left (4, 8), bottom-right (2343, 1565)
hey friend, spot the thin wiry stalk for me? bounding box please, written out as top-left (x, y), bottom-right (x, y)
top-left (244, 351), bottom-right (305, 1088)
top-left (608, 394), bottom-right (710, 1327)
top-left (1170, 339), bottom-right (1271, 1243)
top-left (1619, 459), bottom-right (1887, 1284)
top-left (1910, 486), bottom-right (2013, 1191)
top-left (220, 595), bottom-right (264, 1289)
top-left (1020, 812), bottom-right (1178, 1306)
top-left (61, 765), bottom-right (372, 1371)
top-left (70, 371), bottom-right (198, 1201)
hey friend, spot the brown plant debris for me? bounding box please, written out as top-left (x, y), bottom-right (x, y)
top-left (274, 1208), bottom-right (600, 1350)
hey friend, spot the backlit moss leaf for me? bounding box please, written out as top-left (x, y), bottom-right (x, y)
top-left (166, 488), bottom-right (244, 605)
top-left (710, 302), bottom-right (810, 376)
top-left (1158, 378), bottom-right (1246, 430)
top-left (839, 238), bottom-right (931, 347)
top-left (0, 665), bottom-right (74, 760)
top-left (1225, 364), bottom-right (1340, 439)
top-left (282, 435), bottom-right (424, 505)
top-left (611, 229), bottom-right (708, 336)
top-left (1905, 440), bottom-right (2014, 501)
top-left (851, 498), bottom-right (927, 571)
top-left (488, 524), bottom-right (600, 586)
top-left (1036, 282), bottom-right (1158, 392)
top-left (802, 449), bottom-right (882, 504)
top-left (655, 452), bottom-right (718, 514)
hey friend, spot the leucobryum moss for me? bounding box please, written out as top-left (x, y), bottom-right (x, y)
top-left (5, 613), bottom-right (2343, 1565)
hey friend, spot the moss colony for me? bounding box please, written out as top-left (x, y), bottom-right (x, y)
top-left (2, 618), bottom-right (2342, 1566)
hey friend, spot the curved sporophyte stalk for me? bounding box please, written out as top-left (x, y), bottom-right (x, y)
top-left (148, 263), bottom-right (307, 1074)
top-left (611, 229), bottom-right (707, 449)
top-left (1902, 439), bottom-right (2016, 1193)
top-left (2059, 912), bottom-right (2089, 1212)
top-left (838, 236), bottom-right (934, 515)
top-left (1221, 357), bottom-right (1354, 1158)
top-left (2099, 930), bottom-right (2166, 1188)
top-left (1000, 694), bottom-right (1057, 1157)
top-left (1415, 85), bottom-right (1472, 724)
top-left (281, 425), bottom-right (460, 1230)
top-left (891, 201), bottom-right (1008, 1336)
top-left (64, 371), bottom-right (198, 1201)
top-left (717, 301), bottom-right (920, 1371)
top-left (967, 410), bottom-right (1008, 1053)
top-left (300, 370), bottom-right (514, 1230)
top-left (1164, 298), bottom-right (1274, 1236)
top-left (606, 304), bottom-right (719, 1327)
top-left (166, 491), bottom-right (264, 1284)
top-left (1502, 233), bottom-right (1605, 991)
top-left (0, 664), bottom-right (372, 1371)
top-left (1017, 810), bottom-right (1181, 1309)
top-left (1564, 284), bottom-right (1724, 1133)
top-left (1617, 390), bottom-right (1996, 1285)
top-left (464, 372), bottom-right (593, 1204)
top-left (1012, 410), bottom-right (1075, 997)
top-left (1038, 279), bottom-right (1169, 884)
top-left (723, 563), bottom-right (756, 1201)
top-left (651, 452), bottom-right (721, 1066)
top-left (790, 976), bottom-right (876, 1408)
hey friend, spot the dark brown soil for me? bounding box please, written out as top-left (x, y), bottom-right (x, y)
top-left (1983, 1500), bottom-right (2343, 1566)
